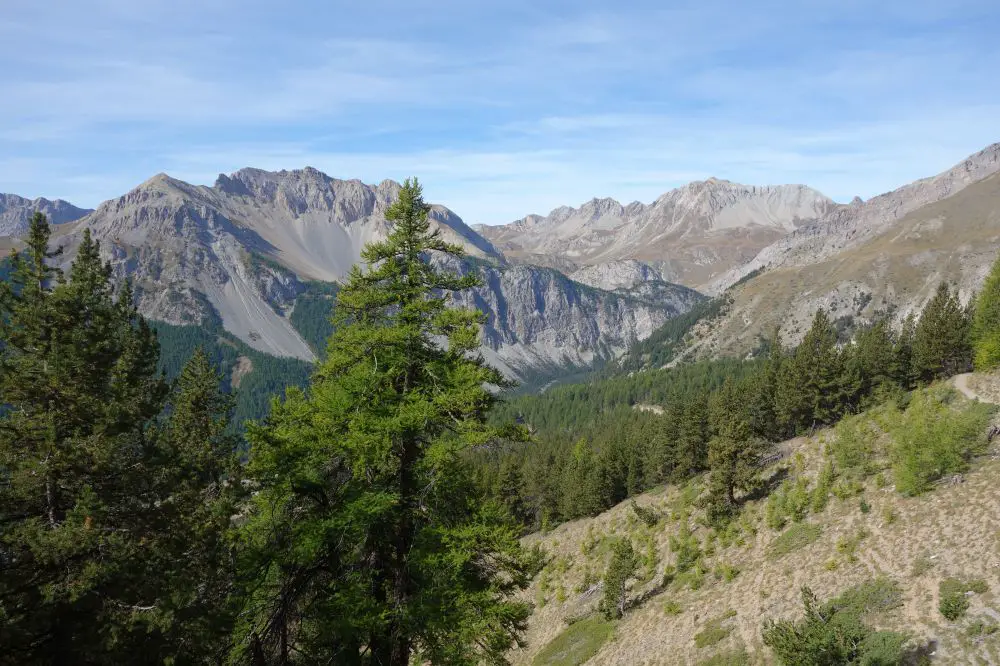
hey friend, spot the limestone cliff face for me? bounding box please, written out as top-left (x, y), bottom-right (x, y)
top-left (15, 168), bottom-right (701, 379)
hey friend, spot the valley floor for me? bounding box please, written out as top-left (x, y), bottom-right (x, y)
top-left (512, 374), bottom-right (1000, 666)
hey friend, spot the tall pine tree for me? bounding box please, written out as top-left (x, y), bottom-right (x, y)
top-left (0, 216), bottom-right (170, 662)
top-left (912, 282), bottom-right (972, 381)
top-left (230, 179), bottom-right (533, 665)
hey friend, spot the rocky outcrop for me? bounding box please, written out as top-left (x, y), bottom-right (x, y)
top-left (0, 193), bottom-right (91, 235)
top-left (477, 180), bottom-right (836, 288)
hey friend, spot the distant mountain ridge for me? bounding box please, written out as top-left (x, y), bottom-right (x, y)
top-left (0, 168), bottom-right (701, 382)
top-left (0, 193), bottom-right (91, 235)
top-left (476, 179), bottom-right (836, 288)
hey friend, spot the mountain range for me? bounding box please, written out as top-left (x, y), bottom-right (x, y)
top-left (1, 141), bottom-right (998, 388)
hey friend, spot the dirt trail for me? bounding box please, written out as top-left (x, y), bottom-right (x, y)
top-left (954, 372), bottom-right (1000, 404)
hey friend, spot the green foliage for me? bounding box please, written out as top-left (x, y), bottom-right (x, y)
top-left (829, 413), bottom-right (881, 480)
top-left (768, 523), bottom-right (822, 559)
top-left (630, 500), bottom-right (660, 527)
top-left (811, 461), bottom-right (836, 513)
top-left (531, 614), bottom-right (615, 666)
top-left (766, 477), bottom-right (812, 530)
top-left (762, 580), bottom-right (905, 665)
top-left (939, 578), bottom-right (988, 621)
top-left (973, 253), bottom-right (1000, 370)
top-left (600, 539), bottom-right (639, 620)
top-left (965, 618), bottom-right (999, 637)
top-left (775, 310), bottom-right (853, 434)
top-left (663, 600), bottom-right (684, 615)
top-left (912, 282), bottom-right (973, 382)
top-left (695, 612), bottom-right (736, 648)
top-left (0, 217), bottom-right (211, 661)
top-left (706, 379), bottom-right (771, 521)
top-left (887, 387), bottom-right (993, 495)
top-left (288, 279), bottom-right (339, 354)
top-left (229, 180), bottom-right (534, 665)
top-left (670, 522), bottom-right (703, 573)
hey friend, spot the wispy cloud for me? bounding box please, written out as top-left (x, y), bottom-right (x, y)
top-left (1, 0), bottom-right (997, 223)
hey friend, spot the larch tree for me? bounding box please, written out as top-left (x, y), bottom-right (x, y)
top-left (230, 179), bottom-right (533, 666)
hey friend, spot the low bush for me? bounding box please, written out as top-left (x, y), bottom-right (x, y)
top-left (939, 577), bottom-right (988, 621)
top-left (763, 580), bottom-right (905, 665)
top-left (695, 611), bottom-right (737, 649)
top-left (532, 614), bottom-right (615, 666)
top-left (768, 523), bottom-right (822, 559)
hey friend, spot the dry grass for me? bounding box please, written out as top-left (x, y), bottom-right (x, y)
top-left (511, 379), bottom-right (1000, 665)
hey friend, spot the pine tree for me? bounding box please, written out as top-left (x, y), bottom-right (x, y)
top-left (599, 539), bottom-right (639, 620)
top-left (144, 348), bottom-right (242, 661)
top-left (0, 219), bottom-right (170, 662)
top-left (496, 459), bottom-right (530, 527)
top-left (778, 310), bottom-right (849, 433)
top-left (672, 392), bottom-right (709, 480)
top-left (230, 179), bottom-right (533, 665)
top-left (706, 380), bottom-right (770, 520)
top-left (560, 439), bottom-right (608, 519)
top-left (913, 282), bottom-right (972, 381)
top-left (892, 313), bottom-right (917, 389)
top-left (973, 253), bottom-right (1000, 370)
top-left (847, 318), bottom-right (898, 408)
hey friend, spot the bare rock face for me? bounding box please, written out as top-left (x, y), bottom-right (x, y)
top-left (0, 193), bottom-right (91, 235)
top-left (477, 180), bottom-right (836, 288)
top-left (17, 167), bottom-right (701, 380)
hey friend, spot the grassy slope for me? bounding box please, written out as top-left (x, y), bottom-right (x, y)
top-left (514, 375), bottom-right (1000, 665)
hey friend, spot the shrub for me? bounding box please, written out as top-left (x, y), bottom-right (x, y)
top-left (763, 581), bottom-right (905, 665)
top-left (630, 500), bottom-right (660, 527)
top-left (910, 555), bottom-right (934, 578)
top-left (830, 414), bottom-right (880, 479)
top-left (768, 523), bottom-right (822, 559)
top-left (532, 615), bottom-right (615, 666)
top-left (966, 617), bottom-right (999, 638)
top-left (663, 600), bottom-right (683, 615)
top-left (695, 611), bottom-right (737, 648)
top-left (766, 477), bottom-right (812, 529)
top-left (670, 522), bottom-right (703, 573)
top-left (889, 388), bottom-right (994, 495)
top-left (714, 562), bottom-right (741, 583)
top-left (811, 461), bottom-right (835, 513)
top-left (939, 578), bottom-right (974, 621)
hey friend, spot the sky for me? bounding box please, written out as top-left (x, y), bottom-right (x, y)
top-left (1, 0), bottom-right (998, 225)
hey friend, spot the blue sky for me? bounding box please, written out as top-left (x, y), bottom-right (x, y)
top-left (1, 0), bottom-right (998, 225)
